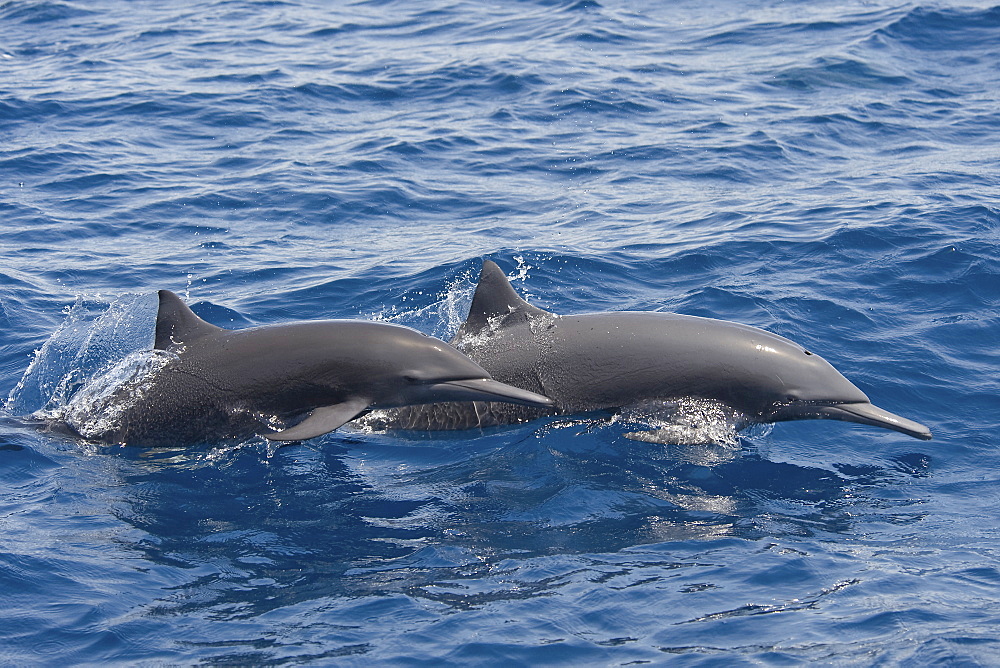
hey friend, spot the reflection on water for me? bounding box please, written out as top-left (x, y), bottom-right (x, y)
top-left (90, 420), bottom-right (930, 620)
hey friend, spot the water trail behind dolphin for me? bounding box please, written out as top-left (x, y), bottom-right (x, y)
top-left (5, 293), bottom-right (157, 417)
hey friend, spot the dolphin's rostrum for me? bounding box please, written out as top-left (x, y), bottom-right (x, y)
top-left (375, 260), bottom-right (932, 442)
top-left (69, 289), bottom-right (554, 446)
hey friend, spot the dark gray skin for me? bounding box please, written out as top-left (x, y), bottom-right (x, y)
top-left (71, 290), bottom-right (554, 446)
top-left (375, 261), bottom-right (932, 442)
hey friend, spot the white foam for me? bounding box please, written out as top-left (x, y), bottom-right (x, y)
top-left (618, 398), bottom-right (745, 447)
top-left (60, 350), bottom-right (176, 440)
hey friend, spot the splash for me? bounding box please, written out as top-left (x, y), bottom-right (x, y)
top-left (369, 270), bottom-right (477, 340)
top-left (368, 259), bottom-right (543, 342)
top-left (509, 255), bottom-right (536, 299)
top-left (5, 293), bottom-right (158, 418)
top-left (60, 350), bottom-right (176, 440)
top-left (618, 398), bottom-right (746, 447)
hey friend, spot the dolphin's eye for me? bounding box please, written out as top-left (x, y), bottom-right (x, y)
top-left (803, 350), bottom-right (813, 356)
top-left (403, 375), bottom-right (419, 383)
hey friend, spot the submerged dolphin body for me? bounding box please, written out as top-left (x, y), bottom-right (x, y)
top-left (67, 290), bottom-right (554, 446)
top-left (373, 261), bottom-right (932, 442)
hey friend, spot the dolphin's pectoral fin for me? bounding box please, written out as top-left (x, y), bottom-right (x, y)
top-left (262, 398), bottom-right (371, 442)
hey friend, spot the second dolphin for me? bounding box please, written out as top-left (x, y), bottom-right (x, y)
top-left (373, 261), bottom-right (932, 443)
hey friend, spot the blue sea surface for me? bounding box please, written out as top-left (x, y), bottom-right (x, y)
top-left (2, 0), bottom-right (999, 664)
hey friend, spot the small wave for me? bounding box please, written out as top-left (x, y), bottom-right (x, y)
top-left (765, 56), bottom-right (912, 92)
top-left (0, 1), bottom-right (95, 25)
top-left (876, 6), bottom-right (1000, 52)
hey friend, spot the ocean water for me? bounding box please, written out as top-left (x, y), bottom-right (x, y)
top-left (2, 0), bottom-right (999, 664)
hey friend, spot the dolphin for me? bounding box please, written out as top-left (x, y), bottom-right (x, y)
top-left (65, 289), bottom-right (554, 446)
top-left (371, 261), bottom-right (932, 442)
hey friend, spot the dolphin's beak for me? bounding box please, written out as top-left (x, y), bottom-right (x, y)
top-left (811, 402), bottom-right (932, 440)
top-left (427, 378), bottom-right (555, 408)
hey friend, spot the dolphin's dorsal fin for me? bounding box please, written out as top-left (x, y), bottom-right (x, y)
top-left (459, 260), bottom-right (550, 337)
top-left (154, 290), bottom-right (225, 350)
top-left (262, 398), bottom-right (371, 441)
